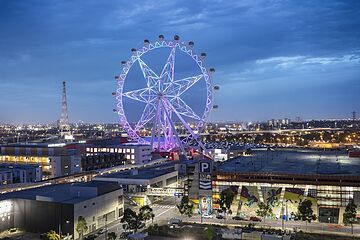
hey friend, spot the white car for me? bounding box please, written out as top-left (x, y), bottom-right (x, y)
top-left (202, 214), bottom-right (213, 219)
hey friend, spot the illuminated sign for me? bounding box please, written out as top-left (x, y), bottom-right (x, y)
top-left (199, 161), bottom-right (211, 173)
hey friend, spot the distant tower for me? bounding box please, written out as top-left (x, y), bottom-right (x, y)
top-left (352, 111), bottom-right (357, 128)
top-left (59, 81), bottom-right (71, 138)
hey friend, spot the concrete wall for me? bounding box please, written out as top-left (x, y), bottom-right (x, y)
top-left (12, 199), bottom-right (74, 235)
top-left (73, 188), bottom-right (124, 240)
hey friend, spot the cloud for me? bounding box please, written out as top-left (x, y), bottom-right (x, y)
top-left (0, 0), bottom-right (359, 123)
top-left (255, 52), bottom-right (360, 69)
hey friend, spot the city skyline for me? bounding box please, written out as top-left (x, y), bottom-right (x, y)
top-left (0, 0), bottom-right (359, 124)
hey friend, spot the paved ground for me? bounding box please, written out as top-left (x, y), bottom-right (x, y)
top-left (2, 196), bottom-right (359, 239)
top-left (149, 196), bottom-right (360, 237)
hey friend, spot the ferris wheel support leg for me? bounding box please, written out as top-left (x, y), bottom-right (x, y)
top-left (161, 100), bottom-right (186, 155)
top-left (150, 100), bottom-right (160, 150)
top-left (157, 105), bottom-right (162, 151)
top-left (166, 99), bottom-right (207, 152)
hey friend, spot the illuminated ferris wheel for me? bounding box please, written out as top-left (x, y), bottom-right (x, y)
top-left (114, 35), bottom-right (217, 152)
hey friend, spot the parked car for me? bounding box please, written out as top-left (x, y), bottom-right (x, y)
top-left (119, 232), bottom-right (130, 239)
top-left (168, 218), bottom-right (182, 229)
top-left (202, 214), bottom-right (213, 219)
top-left (84, 234), bottom-right (97, 240)
top-left (232, 216), bottom-right (246, 221)
top-left (242, 228), bottom-right (252, 233)
top-left (249, 216), bottom-right (262, 222)
top-left (216, 215), bottom-right (224, 219)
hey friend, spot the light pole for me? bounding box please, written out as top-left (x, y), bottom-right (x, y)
top-left (281, 205), bottom-right (285, 230)
top-left (105, 214), bottom-right (108, 240)
top-left (65, 220), bottom-right (70, 237)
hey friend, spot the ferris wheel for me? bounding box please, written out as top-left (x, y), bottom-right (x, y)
top-left (114, 35), bottom-right (218, 152)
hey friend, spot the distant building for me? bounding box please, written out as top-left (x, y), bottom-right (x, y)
top-left (0, 164), bottom-right (42, 185)
top-left (227, 145), bottom-right (246, 159)
top-left (84, 143), bottom-right (152, 165)
top-left (211, 149), bottom-right (228, 162)
top-left (0, 181), bottom-right (124, 239)
top-left (95, 163), bottom-right (178, 205)
top-left (0, 144), bottom-right (81, 179)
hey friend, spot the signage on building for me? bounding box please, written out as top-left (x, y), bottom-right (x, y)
top-left (199, 160), bottom-right (212, 190)
top-left (199, 196), bottom-right (212, 215)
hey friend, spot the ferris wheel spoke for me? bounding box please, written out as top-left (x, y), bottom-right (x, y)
top-left (169, 97), bottom-right (201, 120)
top-left (160, 47), bottom-right (176, 90)
top-left (138, 58), bottom-right (159, 88)
top-left (166, 74), bottom-right (203, 96)
top-left (122, 88), bottom-right (156, 104)
top-left (134, 103), bottom-right (156, 131)
top-left (165, 98), bottom-right (206, 150)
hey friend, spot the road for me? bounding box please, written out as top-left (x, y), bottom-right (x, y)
top-left (94, 196), bottom-right (178, 239)
top-left (91, 196), bottom-right (360, 239)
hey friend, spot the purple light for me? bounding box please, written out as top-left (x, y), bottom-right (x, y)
top-left (116, 39), bottom-right (214, 151)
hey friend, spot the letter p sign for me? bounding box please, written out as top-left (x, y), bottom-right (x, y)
top-left (200, 162), bottom-right (210, 173)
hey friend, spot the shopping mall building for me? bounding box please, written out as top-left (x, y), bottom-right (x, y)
top-left (212, 149), bottom-right (360, 224)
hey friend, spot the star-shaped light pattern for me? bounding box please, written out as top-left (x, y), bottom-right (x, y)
top-left (117, 40), bottom-right (213, 151)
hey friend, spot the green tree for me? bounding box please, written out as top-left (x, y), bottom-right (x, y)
top-left (107, 232), bottom-right (117, 240)
top-left (297, 199), bottom-right (317, 230)
top-left (256, 202), bottom-right (273, 223)
top-left (120, 208), bottom-right (142, 233)
top-left (203, 225), bottom-right (217, 240)
top-left (44, 230), bottom-right (60, 240)
top-left (219, 188), bottom-right (235, 214)
top-left (177, 196), bottom-right (194, 218)
top-left (343, 199), bottom-right (357, 234)
top-left (76, 216), bottom-right (88, 240)
top-left (139, 205), bottom-right (155, 223)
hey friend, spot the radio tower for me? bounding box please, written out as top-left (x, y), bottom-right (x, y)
top-left (59, 81), bottom-right (71, 138)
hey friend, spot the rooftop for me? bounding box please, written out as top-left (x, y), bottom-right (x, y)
top-left (0, 180), bottom-right (121, 204)
top-left (0, 163), bottom-right (40, 170)
top-left (218, 148), bottom-right (360, 176)
top-left (101, 164), bottom-right (177, 180)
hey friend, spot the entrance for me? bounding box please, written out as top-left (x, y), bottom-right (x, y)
top-left (318, 207), bottom-right (339, 223)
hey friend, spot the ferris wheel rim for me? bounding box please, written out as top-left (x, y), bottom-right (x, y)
top-left (115, 38), bottom-right (214, 148)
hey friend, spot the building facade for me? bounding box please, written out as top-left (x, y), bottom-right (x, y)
top-left (0, 164), bottom-right (42, 185)
top-left (0, 144), bottom-right (81, 179)
top-left (0, 181), bottom-right (124, 239)
top-left (212, 172), bottom-right (360, 224)
top-left (85, 143), bottom-right (152, 165)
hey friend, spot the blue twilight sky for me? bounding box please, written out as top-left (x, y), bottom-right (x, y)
top-left (0, 0), bottom-right (359, 124)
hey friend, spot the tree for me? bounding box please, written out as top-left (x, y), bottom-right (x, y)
top-left (177, 196), bottom-right (194, 218)
top-left (297, 199), bottom-right (317, 230)
top-left (256, 202), bottom-right (273, 223)
top-left (219, 188), bottom-right (235, 214)
top-left (245, 148), bottom-right (252, 155)
top-left (107, 232), bottom-right (117, 240)
top-left (139, 205), bottom-right (155, 223)
top-left (44, 230), bottom-right (60, 240)
top-left (76, 216), bottom-right (88, 240)
top-left (121, 208), bottom-right (143, 233)
top-left (343, 199), bottom-right (357, 234)
top-left (203, 225), bottom-right (217, 240)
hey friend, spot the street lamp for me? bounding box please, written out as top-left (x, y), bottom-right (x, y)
top-left (65, 221), bottom-right (70, 237)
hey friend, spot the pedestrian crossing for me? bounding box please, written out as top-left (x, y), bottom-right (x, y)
top-left (151, 204), bottom-right (175, 209)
